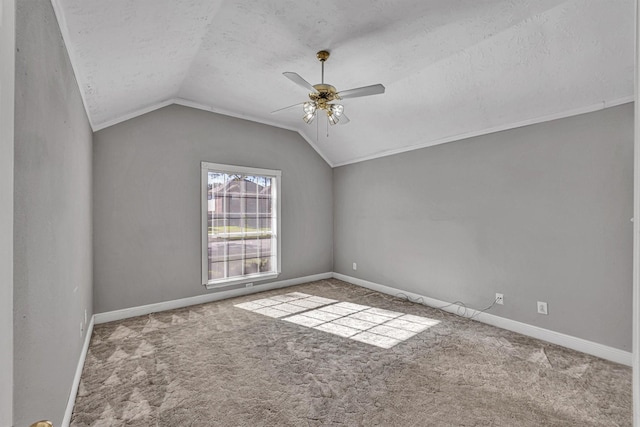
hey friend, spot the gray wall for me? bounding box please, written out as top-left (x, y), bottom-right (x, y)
top-left (0, 0), bottom-right (15, 424)
top-left (13, 1), bottom-right (93, 425)
top-left (334, 104), bottom-right (633, 351)
top-left (93, 105), bottom-right (333, 313)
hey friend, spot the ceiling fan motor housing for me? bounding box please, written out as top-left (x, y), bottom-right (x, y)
top-left (310, 84), bottom-right (339, 109)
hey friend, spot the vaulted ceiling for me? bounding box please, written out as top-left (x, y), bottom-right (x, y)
top-left (51, 0), bottom-right (634, 166)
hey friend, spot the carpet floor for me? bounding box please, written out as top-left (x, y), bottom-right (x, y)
top-left (71, 279), bottom-right (632, 426)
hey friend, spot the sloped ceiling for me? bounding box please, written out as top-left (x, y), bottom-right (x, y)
top-left (51, 0), bottom-right (634, 166)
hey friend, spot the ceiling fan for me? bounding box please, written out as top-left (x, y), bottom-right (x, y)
top-left (272, 50), bottom-right (385, 126)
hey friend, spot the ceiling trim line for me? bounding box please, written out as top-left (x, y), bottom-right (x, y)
top-left (92, 99), bottom-right (176, 132)
top-left (50, 0), bottom-right (97, 130)
top-left (292, 132), bottom-right (336, 169)
top-left (92, 97), bottom-right (335, 167)
top-left (171, 98), bottom-right (335, 167)
top-left (332, 95), bottom-right (635, 168)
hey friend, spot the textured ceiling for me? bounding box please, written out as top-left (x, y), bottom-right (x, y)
top-left (52, 0), bottom-right (634, 166)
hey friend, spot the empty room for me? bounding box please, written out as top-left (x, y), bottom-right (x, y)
top-left (2, 0), bottom-right (640, 426)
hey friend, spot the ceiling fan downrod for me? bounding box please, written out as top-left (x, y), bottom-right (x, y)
top-left (316, 50), bottom-right (330, 85)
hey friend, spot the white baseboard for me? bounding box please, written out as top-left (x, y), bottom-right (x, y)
top-left (333, 273), bottom-right (632, 366)
top-left (90, 271), bottom-right (631, 366)
top-left (94, 272), bottom-right (333, 324)
top-left (61, 315), bottom-right (94, 427)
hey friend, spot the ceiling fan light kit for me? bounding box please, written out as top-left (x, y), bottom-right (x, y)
top-left (273, 50), bottom-right (385, 128)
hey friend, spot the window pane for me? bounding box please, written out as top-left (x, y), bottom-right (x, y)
top-left (209, 172), bottom-right (228, 236)
top-left (244, 238), bottom-right (259, 259)
top-left (259, 256), bottom-right (274, 273)
top-left (228, 259), bottom-right (244, 278)
top-left (259, 216), bottom-right (272, 233)
top-left (244, 176), bottom-right (258, 220)
top-left (208, 238), bottom-right (225, 262)
top-left (260, 235), bottom-right (272, 257)
top-left (208, 237), bottom-right (225, 281)
top-left (244, 257), bottom-right (260, 274)
top-left (227, 239), bottom-right (244, 261)
top-left (209, 261), bottom-right (225, 281)
top-left (211, 213), bottom-right (223, 235)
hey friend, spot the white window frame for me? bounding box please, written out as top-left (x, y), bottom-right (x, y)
top-left (201, 162), bottom-right (281, 289)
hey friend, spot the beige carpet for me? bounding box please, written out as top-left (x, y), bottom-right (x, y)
top-left (71, 279), bottom-right (632, 426)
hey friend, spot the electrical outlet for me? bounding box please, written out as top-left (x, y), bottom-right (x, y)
top-left (352, 262), bottom-right (357, 271)
top-left (537, 301), bottom-right (548, 315)
top-left (84, 309), bottom-right (87, 324)
top-left (495, 293), bottom-right (504, 305)
top-left (245, 283), bottom-right (253, 288)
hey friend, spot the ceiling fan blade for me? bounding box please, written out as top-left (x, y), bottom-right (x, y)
top-left (270, 102), bottom-right (303, 114)
top-left (337, 83), bottom-right (385, 99)
top-left (283, 72), bottom-right (316, 92)
top-left (338, 113), bottom-right (350, 125)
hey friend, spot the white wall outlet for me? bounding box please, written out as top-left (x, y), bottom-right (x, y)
top-left (245, 283), bottom-right (253, 288)
top-left (84, 309), bottom-right (87, 324)
top-left (537, 301), bottom-right (548, 315)
top-left (495, 293), bottom-right (504, 305)
top-left (352, 262), bottom-right (357, 271)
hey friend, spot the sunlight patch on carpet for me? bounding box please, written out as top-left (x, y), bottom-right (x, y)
top-left (234, 292), bottom-right (439, 348)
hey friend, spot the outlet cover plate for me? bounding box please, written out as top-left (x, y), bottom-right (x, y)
top-left (495, 293), bottom-right (504, 305)
top-left (537, 301), bottom-right (548, 315)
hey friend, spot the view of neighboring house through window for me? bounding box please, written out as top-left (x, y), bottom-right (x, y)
top-left (201, 162), bottom-right (281, 288)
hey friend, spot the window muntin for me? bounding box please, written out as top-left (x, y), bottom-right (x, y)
top-left (201, 162), bottom-right (281, 288)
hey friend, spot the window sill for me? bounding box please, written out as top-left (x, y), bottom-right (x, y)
top-left (204, 273), bottom-right (280, 290)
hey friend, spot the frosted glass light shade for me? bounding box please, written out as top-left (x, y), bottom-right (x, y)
top-left (303, 111), bottom-right (316, 124)
top-left (303, 101), bottom-right (317, 114)
top-left (330, 104), bottom-right (344, 117)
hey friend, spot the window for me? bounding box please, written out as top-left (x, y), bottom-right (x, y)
top-left (201, 162), bottom-right (281, 288)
